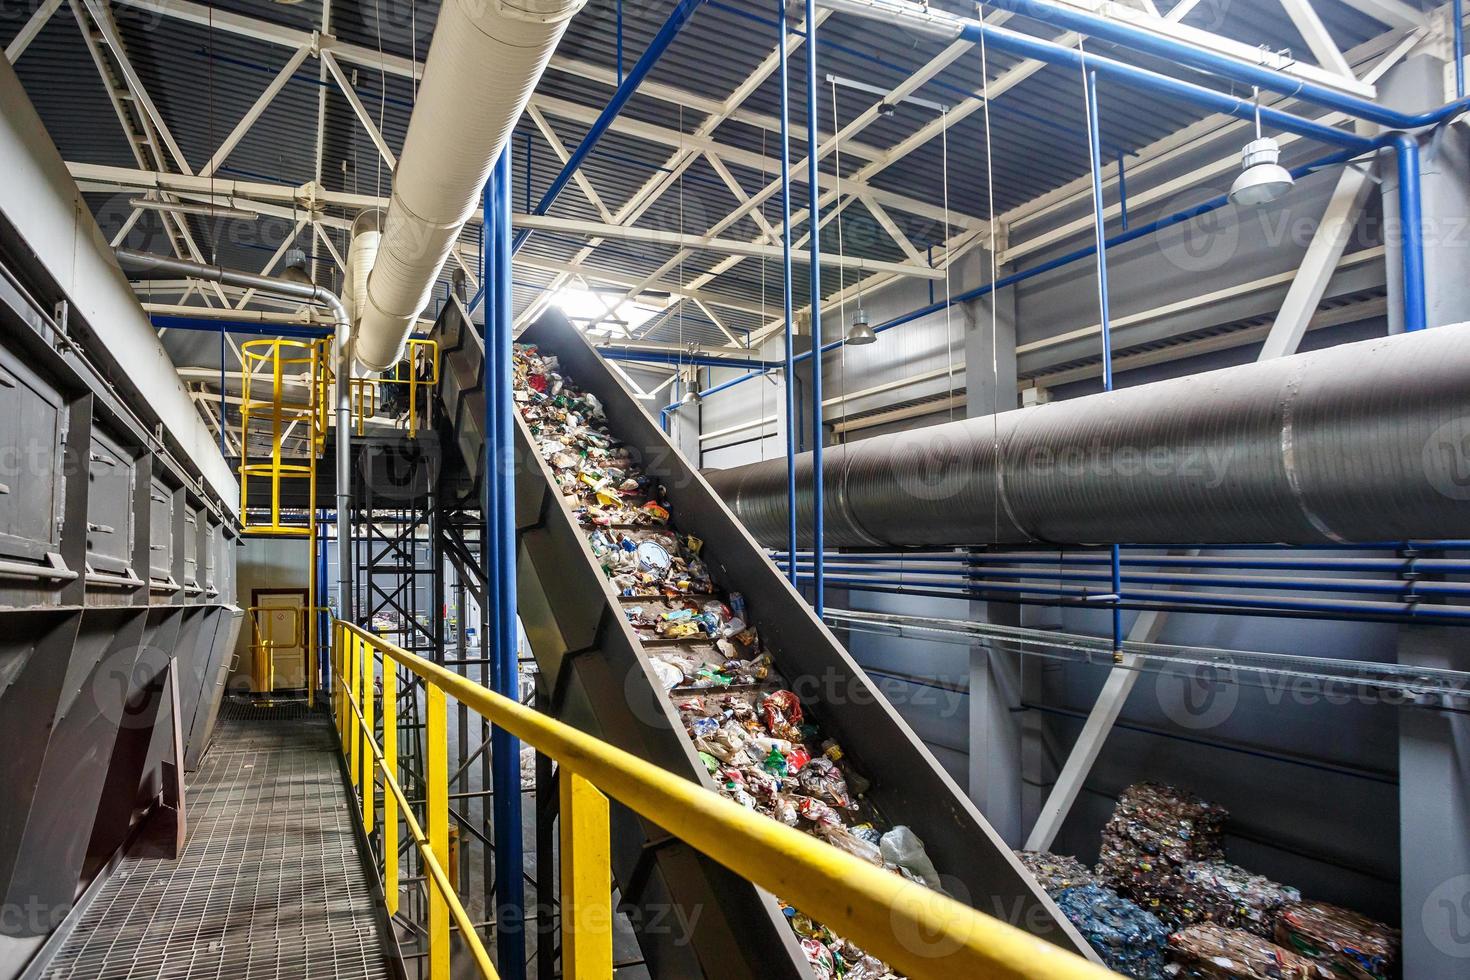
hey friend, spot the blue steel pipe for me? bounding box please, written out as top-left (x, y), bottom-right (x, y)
top-left (671, 132), bottom-right (1416, 414)
top-left (151, 315), bottom-right (333, 338)
top-left (806, 0), bottom-right (826, 614)
top-left (486, 149), bottom-right (526, 980)
top-left (781, 561), bottom-right (1470, 597)
top-left (795, 574), bottom-right (1470, 623)
top-left (511, 0), bottom-right (708, 256)
top-left (1084, 69), bottom-right (1124, 654)
top-left (778, 0), bottom-right (800, 586)
top-left (966, 0), bottom-right (1470, 132)
top-left (1458, 0), bottom-right (1466, 100)
top-left (929, 10), bottom-right (1377, 154)
top-left (775, 551), bottom-right (1470, 574)
top-left (1392, 133), bottom-right (1427, 331)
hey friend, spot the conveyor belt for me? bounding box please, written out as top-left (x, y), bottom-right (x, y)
top-left (40, 702), bottom-right (394, 980)
top-left (431, 302), bottom-right (1097, 978)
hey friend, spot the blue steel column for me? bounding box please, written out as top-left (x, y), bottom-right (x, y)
top-left (1085, 71), bottom-right (1123, 656)
top-left (804, 0), bottom-right (825, 614)
top-left (777, 0), bottom-right (799, 585)
top-left (1391, 133), bottom-right (1427, 332)
top-left (486, 147), bottom-right (526, 980)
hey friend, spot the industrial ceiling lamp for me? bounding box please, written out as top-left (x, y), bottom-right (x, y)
top-left (1230, 88), bottom-right (1295, 207)
top-left (279, 248), bottom-right (312, 284)
top-left (846, 304), bottom-right (876, 345)
top-left (680, 365), bottom-right (700, 405)
top-left (847, 276), bottom-right (876, 345)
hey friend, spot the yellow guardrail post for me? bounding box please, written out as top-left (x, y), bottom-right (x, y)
top-left (560, 771), bottom-right (612, 979)
top-left (383, 658), bottom-right (399, 916)
top-left (348, 634), bottom-right (360, 790)
top-left (334, 624), bottom-right (344, 744)
top-left (362, 642), bottom-right (375, 833)
top-left (426, 685), bottom-right (450, 980)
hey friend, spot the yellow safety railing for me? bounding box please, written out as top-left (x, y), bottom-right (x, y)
top-left (350, 378), bottom-right (377, 437)
top-left (239, 338), bottom-right (318, 537)
top-left (332, 621), bottom-right (1113, 980)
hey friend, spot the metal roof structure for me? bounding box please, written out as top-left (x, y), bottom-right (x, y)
top-left (0, 0), bottom-right (1429, 405)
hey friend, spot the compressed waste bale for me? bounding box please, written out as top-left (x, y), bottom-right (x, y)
top-left (1166, 923), bottom-right (1323, 979)
top-left (1015, 849), bottom-right (1097, 895)
top-left (1054, 882), bottom-right (1171, 980)
top-left (1098, 781), bottom-right (1229, 927)
top-left (1175, 861), bottom-right (1301, 937)
top-left (1274, 901), bottom-right (1399, 980)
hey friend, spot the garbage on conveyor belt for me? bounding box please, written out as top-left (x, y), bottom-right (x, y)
top-left (514, 344), bottom-right (922, 978)
top-left (1098, 781), bottom-right (1230, 927)
top-left (1166, 923), bottom-right (1325, 979)
top-left (1172, 861), bottom-right (1301, 937)
top-left (1274, 901), bottom-right (1399, 980)
top-left (1015, 849), bottom-right (1098, 896)
top-left (1054, 882), bottom-right (1171, 980)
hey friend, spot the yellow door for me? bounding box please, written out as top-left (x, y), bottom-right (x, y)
top-left (256, 592), bottom-right (307, 691)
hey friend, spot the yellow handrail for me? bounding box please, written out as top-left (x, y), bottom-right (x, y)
top-left (386, 338), bottom-right (439, 439)
top-left (333, 620), bottom-right (1112, 980)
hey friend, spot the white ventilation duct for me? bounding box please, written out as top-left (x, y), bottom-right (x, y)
top-left (353, 0), bottom-right (584, 372)
top-left (343, 210), bottom-right (382, 332)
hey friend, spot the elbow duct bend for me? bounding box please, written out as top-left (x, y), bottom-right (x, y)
top-left (706, 324), bottom-right (1470, 547)
top-left (353, 0), bottom-right (584, 373)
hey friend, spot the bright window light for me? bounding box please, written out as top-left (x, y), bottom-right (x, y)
top-left (553, 287), bottom-right (664, 335)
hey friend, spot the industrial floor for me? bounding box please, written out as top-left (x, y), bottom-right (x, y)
top-left (42, 702), bottom-right (394, 980)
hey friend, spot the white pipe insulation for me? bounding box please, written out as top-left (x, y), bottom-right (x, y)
top-left (352, 0), bottom-right (584, 372)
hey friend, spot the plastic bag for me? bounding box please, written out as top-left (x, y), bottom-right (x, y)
top-left (879, 826), bottom-right (942, 890)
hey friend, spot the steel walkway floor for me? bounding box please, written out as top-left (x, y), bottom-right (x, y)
top-left (43, 701), bottom-right (394, 980)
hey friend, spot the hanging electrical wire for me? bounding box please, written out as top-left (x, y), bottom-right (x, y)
top-left (977, 2), bottom-right (1002, 544)
top-left (941, 105), bottom-right (955, 422)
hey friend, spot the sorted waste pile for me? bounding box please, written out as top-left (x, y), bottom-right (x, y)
top-left (1275, 901), bottom-right (1400, 980)
top-left (514, 343), bottom-right (947, 979)
top-left (1015, 850), bottom-right (1170, 979)
top-left (1168, 923), bottom-right (1320, 979)
top-left (1019, 782), bottom-right (1399, 979)
top-left (1097, 782), bottom-right (1300, 936)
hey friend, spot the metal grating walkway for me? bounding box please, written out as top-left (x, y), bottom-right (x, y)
top-left (44, 701), bottom-right (394, 980)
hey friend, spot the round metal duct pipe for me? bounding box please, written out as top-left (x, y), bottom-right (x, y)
top-left (706, 325), bottom-right (1470, 546)
top-left (353, 0), bottom-right (584, 372)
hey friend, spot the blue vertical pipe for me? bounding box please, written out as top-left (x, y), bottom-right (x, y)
top-left (218, 329), bottom-right (226, 455)
top-left (616, 0), bottom-right (625, 84)
top-left (804, 0), bottom-right (824, 614)
top-left (1085, 71), bottom-right (1123, 654)
top-left (1116, 151), bottom-right (1129, 231)
top-left (512, 0), bottom-right (707, 255)
top-left (1457, 0), bottom-right (1466, 99)
top-left (486, 148), bottom-right (526, 980)
top-left (1391, 133), bottom-right (1427, 332)
top-left (777, 0), bottom-right (799, 586)
top-left (524, 131), bottom-right (533, 213)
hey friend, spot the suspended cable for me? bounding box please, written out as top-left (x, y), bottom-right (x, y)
top-left (978, 2), bottom-right (1001, 543)
top-left (941, 106), bottom-right (954, 422)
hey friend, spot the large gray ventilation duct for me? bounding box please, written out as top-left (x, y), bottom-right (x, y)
top-left (706, 325), bottom-right (1470, 547)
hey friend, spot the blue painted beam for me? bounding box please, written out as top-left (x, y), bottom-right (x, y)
top-left (511, 0), bottom-right (708, 256)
